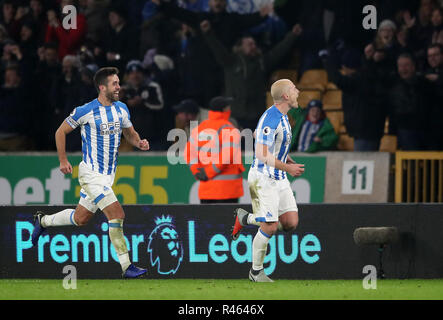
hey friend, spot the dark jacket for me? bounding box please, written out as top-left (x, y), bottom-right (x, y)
top-left (387, 74), bottom-right (432, 132)
top-left (203, 30), bottom-right (298, 123)
top-left (175, 31), bottom-right (223, 107)
top-left (155, 1), bottom-right (267, 108)
top-left (324, 56), bottom-right (389, 140)
top-left (157, 1), bottom-right (266, 48)
top-left (121, 79), bottom-right (164, 145)
top-left (102, 23), bottom-right (138, 71)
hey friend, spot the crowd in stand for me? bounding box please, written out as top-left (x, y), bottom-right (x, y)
top-left (0, 0), bottom-right (442, 152)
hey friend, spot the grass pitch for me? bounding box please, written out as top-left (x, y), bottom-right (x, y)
top-left (1, 279), bottom-right (443, 300)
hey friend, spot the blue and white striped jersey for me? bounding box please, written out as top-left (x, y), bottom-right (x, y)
top-left (297, 121), bottom-right (321, 152)
top-left (251, 105), bottom-right (292, 180)
top-left (65, 99), bottom-right (132, 175)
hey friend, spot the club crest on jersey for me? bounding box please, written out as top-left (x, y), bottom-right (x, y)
top-left (263, 126), bottom-right (271, 136)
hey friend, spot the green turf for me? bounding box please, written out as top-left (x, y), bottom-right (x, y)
top-left (1, 279), bottom-right (443, 300)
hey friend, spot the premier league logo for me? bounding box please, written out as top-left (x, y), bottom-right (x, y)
top-left (147, 215), bottom-right (183, 275)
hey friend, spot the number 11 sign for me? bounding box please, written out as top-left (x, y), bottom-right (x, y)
top-left (341, 161), bottom-right (374, 195)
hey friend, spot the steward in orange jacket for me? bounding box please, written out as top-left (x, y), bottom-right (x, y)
top-left (184, 96), bottom-right (245, 203)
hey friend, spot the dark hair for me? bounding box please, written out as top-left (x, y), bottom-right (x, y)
top-left (43, 42), bottom-right (58, 51)
top-left (397, 52), bottom-right (415, 65)
top-left (428, 43), bottom-right (443, 54)
top-left (2, 0), bottom-right (16, 9)
top-left (93, 67), bottom-right (119, 93)
top-left (432, 7), bottom-right (443, 17)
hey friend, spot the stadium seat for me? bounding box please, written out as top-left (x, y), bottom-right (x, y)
top-left (270, 69), bottom-right (298, 85)
top-left (379, 135), bottom-right (398, 153)
top-left (298, 82), bottom-right (325, 91)
top-left (298, 69), bottom-right (328, 91)
top-left (326, 82), bottom-right (338, 90)
top-left (325, 110), bottom-right (344, 133)
top-left (338, 134), bottom-right (354, 151)
top-left (298, 90), bottom-right (322, 108)
top-left (322, 90), bottom-right (342, 110)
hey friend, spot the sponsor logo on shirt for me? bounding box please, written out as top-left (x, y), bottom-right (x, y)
top-left (100, 121), bottom-right (121, 135)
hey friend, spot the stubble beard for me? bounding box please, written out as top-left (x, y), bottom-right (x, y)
top-left (106, 91), bottom-right (119, 102)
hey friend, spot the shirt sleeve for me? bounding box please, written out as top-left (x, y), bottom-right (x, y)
top-left (65, 106), bottom-right (87, 129)
top-left (256, 116), bottom-right (278, 147)
top-left (120, 103), bottom-right (133, 128)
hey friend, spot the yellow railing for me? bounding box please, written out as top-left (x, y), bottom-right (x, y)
top-left (395, 152), bottom-right (443, 203)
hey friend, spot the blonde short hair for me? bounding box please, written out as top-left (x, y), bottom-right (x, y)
top-left (270, 79), bottom-right (293, 103)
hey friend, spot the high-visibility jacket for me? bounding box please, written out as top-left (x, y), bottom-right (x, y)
top-left (184, 110), bottom-right (245, 200)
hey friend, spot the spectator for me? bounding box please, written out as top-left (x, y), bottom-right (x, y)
top-left (424, 44), bottom-right (443, 149)
top-left (288, 99), bottom-right (338, 153)
top-left (0, 1), bottom-right (17, 40)
top-left (151, 0), bottom-right (272, 108)
top-left (178, 0), bottom-right (209, 12)
top-left (200, 20), bottom-right (302, 130)
top-left (50, 54), bottom-right (86, 151)
top-left (141, 0), bottom-right (159, 21)
top-left (18, 22), bottom-right (39, 68)
top-left (290, 0), bottom-right (362, 74)
top-left (1, 38), bottom-right (34, 85)
top-left (27, 0), bottom-right (48, 42)
top-left (120, 60), bottom-right (164, 150)
top-left (173, 22), bottom-right (221, 107)
top-left (0, 64), bottom-right (32, 150)
top-left (370, 19), bottom-right (402, 67)
top-left (322, 46), bottom-right (389, 151)
top-left (148, 48), bottom-right (180, 99)
top-left (101, 4), bottom-right (138, 72)
top-left (139, 6), bottom-right (181, 60)
top-left (33, 42), bottom-right (62, 149)
top-left (247, 4), bottom-right (288, 52)
top-left (50, 55), bottom-right (81, 120)
top-left (396, 23), bottom-right (414, 53)
top-left (152, 0), bottom-right (271, 48)
top-left (425, 43), bottom-right (443, 82)
top-left (83, 0), bottom-right (110, 43)
top-left (0, 24), bottom-right (8, 59)
top-left (129, 0), bottom-right (148, 27)
top-left (45, 0), bottom-right (87, 60)
top-left (78, 64), bottom-right (99, 101)
top-left (6, 2), bottom-right (31, 42)
top-left (388, 53), bottom-right (432, 150)
top-left (172, 98), bottom-right (200, 138)
top-left (402, 1), bottom-right (436, 60)
top-left (430, 7), bottom-right (443, 45)
top-left (1, 40), bottom-right (20, 68)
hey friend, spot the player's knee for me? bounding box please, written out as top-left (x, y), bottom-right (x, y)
top-left (262, 222), bottom-right (278, 236)
top-left (283, 220), bottom-right (298, 232)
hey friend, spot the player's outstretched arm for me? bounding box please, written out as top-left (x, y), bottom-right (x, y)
top-left (122, 126), bottom-right (150, 151)
top-left (55, 121), bottom-right (74, 174)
